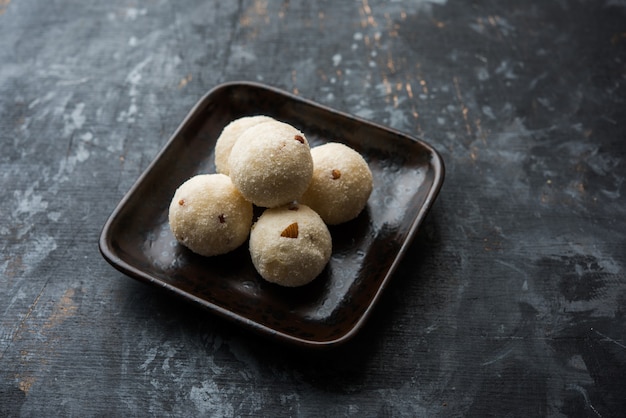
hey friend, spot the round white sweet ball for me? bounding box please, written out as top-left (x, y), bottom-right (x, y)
top-left (168, 174), bottom-right (253, 256)
top-left (228, 120), bottom-right (313, 208)
top-left (249, 203), bottom-right (332, 287)
top-left (300, 142), bottom-right (373, 225)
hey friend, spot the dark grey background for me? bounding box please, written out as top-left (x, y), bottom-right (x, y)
top-left (1, 0), bottom-right (625, 416)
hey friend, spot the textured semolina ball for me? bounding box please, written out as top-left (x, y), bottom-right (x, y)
top-left (300, 142), bottom-right (373, 225)
top-left (214, 115), bottom-right (275, 175)
top-left (249, 203), bottom-right (332, 287)
top-left (168, 174), bottom-right (253, 257)
top-left (228, 120), bottom-right (313, 208)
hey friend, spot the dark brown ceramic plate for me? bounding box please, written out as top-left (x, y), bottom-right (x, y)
top-left (99, 81), bottom-right (444, 349)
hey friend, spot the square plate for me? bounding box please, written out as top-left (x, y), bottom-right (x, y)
top-left (99, 82), bottom-right (445, 349)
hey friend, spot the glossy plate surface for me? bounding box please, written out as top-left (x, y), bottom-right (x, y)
top-left (99, 82), bottom-right (445, 348)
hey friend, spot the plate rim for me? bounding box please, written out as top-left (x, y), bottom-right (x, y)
top-left (99, 80), bottom-right (445, 349)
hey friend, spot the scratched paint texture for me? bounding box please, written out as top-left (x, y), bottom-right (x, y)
top-left (1, 0), bottom-right (625, 416)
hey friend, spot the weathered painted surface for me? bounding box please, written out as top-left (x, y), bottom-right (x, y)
top-left (1, 0), bottom-right (625, 416)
